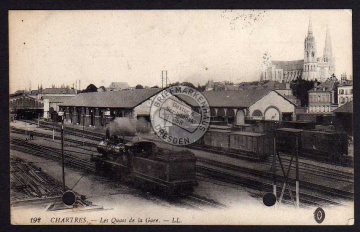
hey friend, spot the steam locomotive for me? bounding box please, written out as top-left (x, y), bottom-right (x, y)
top-left (91, 135), bottom-right (198, 195)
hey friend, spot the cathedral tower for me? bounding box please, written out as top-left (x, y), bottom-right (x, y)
top-left (303, 16), bottom-right (318, 80)
top-left (322, 25), bottom-right (335, 74)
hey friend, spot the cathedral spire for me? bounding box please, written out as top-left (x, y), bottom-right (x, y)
top-left (324, 24), bottom-right (332, 57)
top-left (322, 24), bottom-right (335, 76)
top-left (308, 14), bottom-right (313, 35)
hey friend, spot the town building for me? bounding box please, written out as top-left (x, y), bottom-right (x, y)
top-left (239, 81), bottom-right (301, 107)
top-left (261, 17), bottom-right (335, 83)
top-left (180, 88), bottom-right (297, 125)
top-left (337, 73), bottom-right (353, 107)
top-left (333, 101), bottom-right (353, 136)
top-left (205, 80), bottom-right (239, 91)
top-left (107, 82), bottom-right (131, 91)
top-left (58, 88), bottom-right (161, 127)
top-left (307, 77), bottom-right (338, 114)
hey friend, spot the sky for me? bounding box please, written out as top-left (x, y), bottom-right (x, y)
top-left (9, 10), bottom-right (352, 93)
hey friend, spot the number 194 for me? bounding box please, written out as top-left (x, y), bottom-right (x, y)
top-left (30, 217), bottom-right (41, 223)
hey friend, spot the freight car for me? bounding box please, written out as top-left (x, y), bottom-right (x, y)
top-left (194, 123), bottom-right (348, 162)
top-left (91, 137), bottom-right (197, 195)
top-left (195, 129), bottom-right (273, 160)
top-left (275, 128), bottom-right (348, 161)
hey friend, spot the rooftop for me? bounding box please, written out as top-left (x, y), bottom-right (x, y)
top-left (60, 88), bottom-right (161, 108)
top-left (179, 88), bottom-right (276, 108)
top-left (108, 82), bottom-right (130, 90)
top-left (42, 95), bottom-right (75, 103)
top-left (309, 80), bottom-right (337, 92)
top-left (333, 101), bottom-right (353, 113)
top-left (272, 59), bottom-right (304, 71)
top-left (42, 88), bottom-right (77, 95)
top-left (339, 80), bottom-right (353, 87)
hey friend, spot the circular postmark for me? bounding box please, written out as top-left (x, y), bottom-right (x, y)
top-left (150, 85), bottom-right (210, 145)
top-left (314, 207), bottom-right (325, 224)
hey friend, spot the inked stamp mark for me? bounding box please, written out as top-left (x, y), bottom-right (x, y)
top-left (150, 85), bottom-right (210, 145)
top-left (314, 207), bottom-right (325, 224)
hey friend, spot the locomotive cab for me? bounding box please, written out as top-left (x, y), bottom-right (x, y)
top-left (126, 141), bottom-right (156, 158)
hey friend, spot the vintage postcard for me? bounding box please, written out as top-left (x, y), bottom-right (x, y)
top-left (9, 10), bottom-right (353, 225)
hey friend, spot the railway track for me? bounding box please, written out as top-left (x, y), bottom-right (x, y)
top-left (196, 164), bottom-right (349, 207)
top-left (11, 157), bottom-right (63, 201)
top-left (188, 140), bottom-right (353, 182)
top-left (10, 138), bottom-right (95, 172)
top-left (10, 136), bottom-right (223, 209)
top-left (11, 127), bottom-right (99, 148)
top-left (13, 119), bottom-right (353, 207)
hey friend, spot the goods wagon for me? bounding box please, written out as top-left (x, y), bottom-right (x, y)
top-left (203, 129), bottom-right (231, 149)
top-left (92, 138), bottom-right (197, 195)
top-left (229, 132), bottom-right (273, 160)
top-left (301, 130), bottom-right (348, 160)
top-left (275, 128), bottom-right (348, 161)
top-left (196, 129), bottom-right (272, 160)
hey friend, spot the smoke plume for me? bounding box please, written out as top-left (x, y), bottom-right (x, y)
top-left (106, 117), bottom-right (151, 137)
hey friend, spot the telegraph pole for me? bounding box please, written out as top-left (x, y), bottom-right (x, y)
top-left (165, 71), bottom-right (168, 87)
top-left (58, 110), bottom-right (65, 192)
top-left (161, 70), bottom-right (168, 88)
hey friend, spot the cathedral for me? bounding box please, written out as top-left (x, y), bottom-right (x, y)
top-left (260, 16), bottom-right (335, 83)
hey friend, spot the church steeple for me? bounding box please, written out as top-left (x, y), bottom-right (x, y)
top-left (308, 14), bottom-right (313, 35)
top-left (322, 24), bottom-right (335, 78)
top-left (303, 14), bottom-right (317, 80)
top-left (323, 25), bottom-right (332, 62)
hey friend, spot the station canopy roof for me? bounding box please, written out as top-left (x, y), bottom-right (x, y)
top-left (59, 88), bottom-right (161, 109)
top-left (42, 96), bottom-right (75, 103)
top-left (179, 88), bottom-right (275, 108)
top-left (333, 101), bottom-right (353, 114)
top-left (42, 88), bottom-right (76, 94)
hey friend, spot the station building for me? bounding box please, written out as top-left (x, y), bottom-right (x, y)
top-left (58, 88), bottom-right (161, 127)
top-left (39, 88), bottom-right (77, 119)
top-left (180, 88), bottom-right (297, 125)
top-left (9, 93), bottom-right (44, 120)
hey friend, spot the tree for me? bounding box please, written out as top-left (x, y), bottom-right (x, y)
top-left (224, 81), bottom-right (234, 85)
top-left (197, 84), bottom-right (206, 92)
top-left (97, 86), bottom-right (106, 92)
top-left (81, 84), bottom-right (98, 93)
top-left (151, 85), bottom-right (159, 88)
top-left (291, 79), bottom-right (317, 107)
top-left (135, 84), bottom-right (144, 89)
